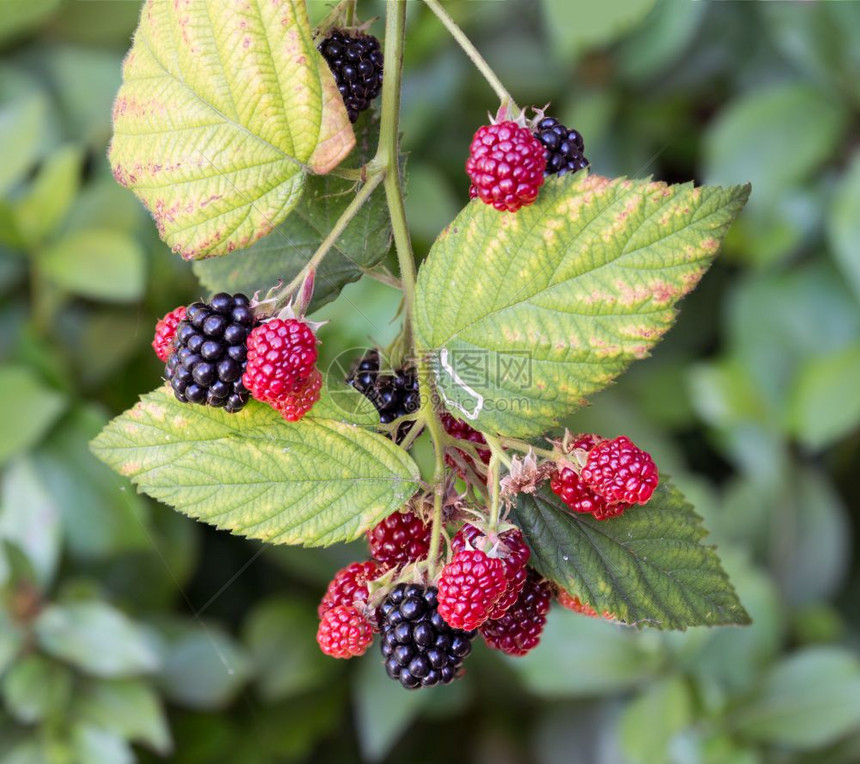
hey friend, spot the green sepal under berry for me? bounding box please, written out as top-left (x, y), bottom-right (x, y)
top-left (513, 479), bottom-right (750, 630)
top-left (414, 174), bottom-right (750, 437)
top-left (90, 388), bottom-right (418, 547)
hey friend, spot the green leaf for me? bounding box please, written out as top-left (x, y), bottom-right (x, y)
top-left (109, 0), bottom-right (354, 259)
top-left (734, 648), bottom-right (860, 750)
top-left (243, 597), bottom-right (339, 702)
top-left (513, 480), bottom-right (750, 629)
top-left (0, 366), bottom-right (66, 466)
top-left (619, 676), bottom-right (693, 764)
top-left (34, 601), bottom-right (161, 678)
top-left (76, 679), bottom-right (172, 755)
top-left (503, 609), bottom-right (662, 697)
top-left (13, 145), bottom-right (82, 247)
top-left (414, 174), bottom-right (749, 437)
top-left (541, 0), bottom-right (656, 61)
top-left (788, 346), bottom-right (860, 450)
top-left (704, 83), bottom-right (847, 209)
top-left (194, 122), bottom-right (391, 309)
top-left (156, 621), bottom-right (250, 710)
top-left (39, 228), bottom-right (145, 302)
top-left (0, 458), bottom-right (62, 589)
top-left (0, 68), bottom-right (51, 196)
top-left (2, 656), bottom-right (72, 724)
top-left (90, 388), bottom-right (419, 547)
top-left (828, 151), bottom-right (860, 301)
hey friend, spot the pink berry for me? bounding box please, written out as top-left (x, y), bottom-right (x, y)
top-left (580, 436), bottom-right (659, 505)
top-left (316, 605), bottom-right (374, 658)
top-left (243, 318), bottom-right (318, 404)
top-left (437, 549), bottom-right (508, 631)
top-left (466, 121), bottom-right (546, 212)
top-left (152, 306), bottom-right (186, 362)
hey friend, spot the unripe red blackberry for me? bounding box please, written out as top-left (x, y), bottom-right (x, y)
top-left (480, 570), bottom-right (552, 656)
top-left (440, 413), bottom-right (490, 472)
top-left (550, 465), bottom-right (610, 516)
top-left (437, 549), bottom-right (508, 631)
top-left (466, 120), bottom-right (546, 212)
top-left (534, 116), bottom-right (589, 177)
top-left (379, 584), bottom-right (476, 689)
top-left (317, 30), bottom-right (383, 123)
top-left (164, 293), bottom-right (256, 413)
top-left (275, 368), bottom-right (322, 422)
top-left (580, 436), bottom-right (659, 505)
top-left (367, 510), bottom-right (431, 568)
top-left (317, 605), bottom-right (374, 659)
top-left (318, 561), bottom-right (384, 622)
top-left (152, 306), bottom-right (186, 362)
top-left (243, 318), bottom-right (318, 405)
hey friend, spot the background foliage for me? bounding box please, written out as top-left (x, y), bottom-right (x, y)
top-left (0, 1), bottom-right (859, 762)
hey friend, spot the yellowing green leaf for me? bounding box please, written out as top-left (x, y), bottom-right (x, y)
top-left (513, 479), bottom-right (750, 630)
top-left (415, 174), bottom-right (749, 437)
top-left (90, 388), bottom-right (419, 547)
top-left (109, 0), bottom-right (354, 259)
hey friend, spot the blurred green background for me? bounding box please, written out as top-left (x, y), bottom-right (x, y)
top-left (1, 0), bottom-right (860, 762)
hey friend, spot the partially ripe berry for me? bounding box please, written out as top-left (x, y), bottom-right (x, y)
top-left (437, 549), bottom-right (508, 631)
top-left (440, 413), bottom-right (490, 473)
top-left (466, 121), bottom-right (546, 212)
top-left (276, 368), bottom-right (322, 422)
top-left (318, 561), bottom-right (383, 622)
top-left (556, 590), bottom-right (598, 617)
top-left (317, 605), bottom-right (374, 658)
top-left (452, 525), bottom-right (530, 619)
top-left (243, 318), bottom-right (318, 405)
top-left (152, 306), bottom-right (186, 362)
top-left (367, 510), bottom-right (431, 568)
top-left (480, 571), bottom-right (552, 656)
top-left (580, 436), bottom-right (659, 505)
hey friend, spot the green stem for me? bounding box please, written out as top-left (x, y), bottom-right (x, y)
top-left (376, 0), bottom-right (448, 580)
top-left (271, 169), bottom-right (384, 310)
top-left (487, 451), bottom-right (501, 530)
top-left (422, 0), bottom-right (518, 110)
top-left (499, 436), bottom-right (557, 461)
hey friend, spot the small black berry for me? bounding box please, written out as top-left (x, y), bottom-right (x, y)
top-left (318, 30), bottom-right (383, 122)
top-left (535, 116), bottom-right (590, 177)
top-left (164, 293), bottom-right (257, 413)
top-left (346, 350), bottom-right (421, 445)
top-left (378, 584), bottom-right (476, 689)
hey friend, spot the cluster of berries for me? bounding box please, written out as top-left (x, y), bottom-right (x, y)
top-left (466, 113), bottom-right (589, 213)
top-left (346, 350), bottom-right (420, 445)
top-left (317, 30), bottom-right (383, 123)
top-left (315, 507), bottom-right (555, 689)
top-left (152, 295), bottom-right (322, 422)
top-left (550, 434), bottom-right (659, 520)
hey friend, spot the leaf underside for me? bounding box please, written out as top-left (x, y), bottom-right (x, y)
top-left (513, 480), bottom-right (751, 630)
top-left (415, 173), bottom-right (750, 437)
top-left (90, 389), bottom-right (419, 548)
top-left (109, 0), bottom-right (354, 259)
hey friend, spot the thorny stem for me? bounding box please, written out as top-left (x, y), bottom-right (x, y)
top-left (376, 0), bottom-right (449, 580)
top-left (422, 0), bottom-right (518, 111)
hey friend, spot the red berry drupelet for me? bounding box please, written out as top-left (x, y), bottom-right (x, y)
top-left (367, 510), bottom-right (431, 568)
top-left (380, 584), bottom-right (476, 689)
top-left (317, 605), bottom-right (374, 659)
top-left (452, 525), bottom-right (530, 619)
top-left (152, 306), bottom-right (186, 362)
top-left (243, 318), bottom-right (318, 405)
top-left (466, 121), bottom-right (547, 212)
top-left (318, 560), bottom-right (384, 621)
top-left (437, 549), bottom-right (508, 631)
top-left (480, 571), bottom-right (553, 656)
top-left (580, 436), bottom-right (659, 505)
top-left (550, 465), bottom-right (621, 518)
top-left (275, 368), bottom-right (322, 423)
top-left (164, 293), bottom-right (256, 413)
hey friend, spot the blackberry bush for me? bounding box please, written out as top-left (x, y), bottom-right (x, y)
top-left (96, 0), bottom-right (751, 704)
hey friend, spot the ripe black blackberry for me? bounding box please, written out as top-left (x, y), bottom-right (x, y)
top-left (164, 293), bottom-right (257, 414)
top-left (379, 584), bottom-right (476, 689)
top-left (346, 350), bottom-right (420, 444)
top-left (317, 30), bottom-right (383, 123)
top-left (535, 117), bottom-right (589, 176)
